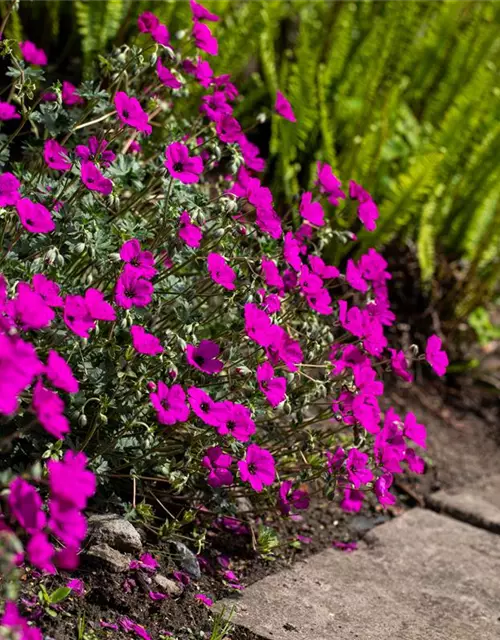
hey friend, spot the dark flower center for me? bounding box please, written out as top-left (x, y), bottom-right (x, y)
top-left (261, 380), bottom-right (268, 390)
top-left (124, 288), bottom-right (135, 298)
top-left (173, 162), bottom-right (184, 172)
top-left (194, 354), bottom-right (205, 366)
top-left (161, 399), bottom-right (170, 410)
top-left (122, 109), bottom-right (129, 118)
top-left (226, 420), bottom-right (236, 431)
top-left (200, 402), bottom-right (209, 412)
top-left (87, 177), bottom-right (94, 183)
top-left (248, 463), bottom-right (256, 474)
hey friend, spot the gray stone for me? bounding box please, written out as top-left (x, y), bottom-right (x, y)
top-left (172, 541), bottom-right (201, 579)
top-left (217, 509), bottom-right (500, 640)
top-left (427, 474), bottom-right (500, 534)
top-left (153, 574), bottom-right (183, 596)
top-left (88, 514), bottom-right (142, 553)
top-left (85, 543), bottom-right (130, 573)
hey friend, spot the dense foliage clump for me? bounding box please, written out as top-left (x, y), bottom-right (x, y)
top-left (0, 3), bottom-right (448, 636)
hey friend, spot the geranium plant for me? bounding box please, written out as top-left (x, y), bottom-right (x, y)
top-left (0, 2), bottom-right (449, 636)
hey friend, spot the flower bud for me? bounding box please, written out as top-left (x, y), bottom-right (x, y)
top-left (78, 414), bottom-right (88, 427)
top-left (74, 242), bottom-right (86, 254)
top-left (147, 381), bottom-right (157, 392)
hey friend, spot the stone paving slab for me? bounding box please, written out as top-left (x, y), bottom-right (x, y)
top-left (219, 509), bottom-right (500, 640)
top-left (427, 474), bottom-right (500, 534)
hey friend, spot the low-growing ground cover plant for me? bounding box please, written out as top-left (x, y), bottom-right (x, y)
top-left (0, 3), bottom-right (448, 637)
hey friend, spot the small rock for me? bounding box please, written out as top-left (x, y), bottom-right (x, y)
top-left (173, 541), bottom-right (201, 579)
top-left (153, 574), bottom-right (183, 596)
top-left (88, 514), bottom-right (142, 553)
top-left (85, 544), bottom-right (130, 573)
top-left (235, 497), bottom-right (253, 514)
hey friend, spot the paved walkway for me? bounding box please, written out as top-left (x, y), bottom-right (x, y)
top-left (220, 481), bottom-right (500, 639)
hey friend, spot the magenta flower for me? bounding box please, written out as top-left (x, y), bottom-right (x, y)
top-left (346, 259), bottom-right (368, 293)
top-left (349, 180), bottom-right (379, 231)
top-left (186, 340), bottom-right (223, 375)
top-left (115, 266), bottom-right (154, 309)
top-left (188, 387), bottom-right (221, 426)
top-left (62, 81), bottom-right (84, 106)
top-left (0, 102), bottom-right (20, 120)
top-left (340, 488), bottom-right (364, 513)
top-left (215, 114), bottom-right (241, 143)
top-left (316, 162), bottom-right (346, 206)
top-left (43, 140), bottom-right (71, 171)
top-left (130, 325), bottom-right (163, 356)
top-left (8, 477), bottom-right (46, 532)
top-left (283, 232), bottom-right (302, 271)
top-left (152, 23), bottom-right (170, 46)
top-left (299, 191), bottom-right (324, 226)
top-left (266, 325), bottom-right (303, 372)
top-left (130, 553), bottom-right (159, 572)
top-left (345, 448), bottom-right (374, 488)
top-left (403, 412), bottom-right (427, 449)
top-left (214, 401), bottom-right (256, 442)
top-left (32, 274), bottom-right (63, 307)
top-left (325, 446), bottom-right (346, 474)
top-left (192, 22), bottom-right (218, 56)
top-left (299, 265), bottom-right (323, 296)
top-left (207, 253), bottom-right (236, 290)
top-left (195, 594), bottom-right (213, 607)
top-left (238, 444), bottom-right (275, 492)
top-left (75, 136), bottom-right (115, 167)
top-left (20, 41), bottom-right (47, 65)
top-left (114, 91), bottom-right (152, 135)
top-left (179, 211), bottom-right (202, 248)
top-left (239, 135), bottom-right (265, 172)
top-left (149, 591), bottom-right (168, 601)
top-left (256, 362), bottom-right (286, 407)
top-left (32, 380), bottom-right (70, 439)
top-left (190, 0), bottom-right (219, 22)
top-left (278, 481), bottom-right (309, 516)
top-left (48, 450), bottom-right (96, 510)
top-left (1, 603), bottom-right (43, 640)
top-left (16, 198), bottom-right (55, 233)
top-left (202, 446), bottom-right (233, 487)
top-left (0, 172), bottom-right (21, 206)
top-left (358, 199), bottom-right (379, 232)
top-left (27, 531), bottom-right (55, 574)
top-left (6, 282), bottom-right (55, 331)
top-left (120, 239), bottom-right (157, 279)
top-left (388, 348), bottom-right (413, 383)
top-left (84, 288), bottom-right (116, 321)
top-left (425, 334), bottom-right (448, 377)
top-left (45, 350), bottom-right (79, 394)
top-left (150, 382), bottom-right (190, 425)
top-left (165, 142), bottom-right (204, 184)
top-left (309, 255), bottom-right (339, 279)
top-left (138, 11), bottom-right (159, 33)
top-left (275, 91), bottom-right (296, 122)
top-left (80, 161), bottom-right (113, 195)
top-left (244, 303), bottom-right (273, 347)
top-left (405, 448), bottom-right (425, 474)
top-left (261, 258), bottom-right (284, 289)
top-left (374, 473), bottom-right (396, 507)
top-left (156, 59), bottom-right (182, 89)
top-left (67, 578), bottom-right (85, 596)
top-left (63, 295), bottom-right (94, 338)
top-left (332, 540), bottom-right (358, 553)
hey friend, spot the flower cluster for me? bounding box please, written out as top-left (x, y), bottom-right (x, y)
top-left (0, 2), bottom-right (449, 632)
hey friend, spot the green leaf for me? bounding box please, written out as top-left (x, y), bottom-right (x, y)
top-left (49, 586), bottom-right (72, 604)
